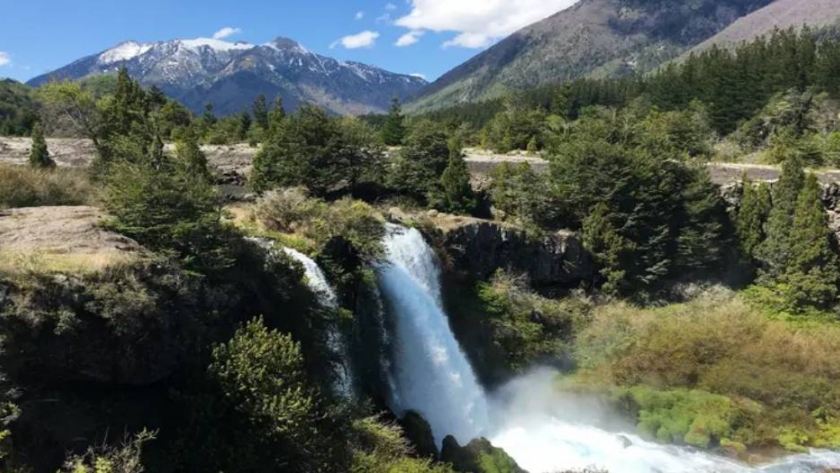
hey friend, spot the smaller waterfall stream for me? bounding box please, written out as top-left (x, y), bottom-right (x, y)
top-left (281, 248), bottom-right (355, 399)
top-left (246, 238), bottom-right (355, 399)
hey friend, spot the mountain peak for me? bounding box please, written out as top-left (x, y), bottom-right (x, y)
top-left (28, 34), bottom-right (426, 116)
top-left (266, 37), bottom-right (309, 54)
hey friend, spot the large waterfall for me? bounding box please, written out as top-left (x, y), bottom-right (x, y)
top-left (377, 224), bottom-right (840, 473)
top-left (377, 224), bottom-right (490, 446)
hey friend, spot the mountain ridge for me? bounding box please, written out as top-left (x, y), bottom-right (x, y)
top-left (28, 36), bottom-right (428, 116)
top-left (407, 0), bottom-right (788, 113)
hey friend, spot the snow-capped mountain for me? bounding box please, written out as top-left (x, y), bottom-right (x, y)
top-left (28, 37), bottom-right (428, 115)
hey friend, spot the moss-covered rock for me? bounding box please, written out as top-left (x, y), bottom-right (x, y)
top-left (440, 436), bottom-right (527, 473)
top-left (400, 411), bottom-right (439, 459)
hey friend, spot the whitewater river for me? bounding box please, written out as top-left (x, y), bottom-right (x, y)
top-left (375, 224), bottom-right (840, 473)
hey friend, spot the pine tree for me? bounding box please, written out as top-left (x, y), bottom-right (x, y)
top-left (175, 128), bottom-right (210, 180)
top-left (526, 136), bottom-right (539, 155)
top-left (582, 203), bottom-right (634, 295)
top-left (438, 140), bottom-right (476, 214)
top-left (268, 96), bottom-right (286, 136)
top-left (381, 97), bottom-right (406, 146)
top-left (736, 179), bottom-right (772, 260)
top-left (783, 173), bottom-right (840, 309)
top-left (758, 155), bottom-right (806, 277)
top-left (28, 122), bottom-right (54, 169)
top-left (238, 111), bottom-right (252, 142)
top-left (253, 94), bottom-right (269, 131)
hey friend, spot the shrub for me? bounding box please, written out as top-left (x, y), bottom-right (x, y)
top-left (0, 164), bottom-right (92, 209)
top-left (254, 189), bottom-right (385, 260)
top-left (574, 293), bottom-right (840, 450)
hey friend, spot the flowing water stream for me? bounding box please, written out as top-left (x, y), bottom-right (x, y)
top-left (375, 224), bottom-right (840, 473)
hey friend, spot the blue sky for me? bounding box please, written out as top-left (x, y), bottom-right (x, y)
top-left (0, 0), bottom-right (578, 83)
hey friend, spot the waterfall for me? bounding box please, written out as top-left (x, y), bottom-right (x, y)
top-left (377, 224), bottom-right (490, 446)
top-left (375, 225), bottom-right (840, 473)
top-left (247, 238), bottom-right (355, 399)
top-left (281, 247), bottom-right (355, 399)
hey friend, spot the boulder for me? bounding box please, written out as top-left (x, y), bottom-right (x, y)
top-left (400, 411), bottom-right (439, 459)
top-left (440, 436), bottom-right (527, 473)
top-left (442, 221), bottom-right (593, 287)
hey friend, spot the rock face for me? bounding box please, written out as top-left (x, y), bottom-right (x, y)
top-left (442, 220), bottom-right (593, 287)
top-left (440, 436), bottom-right (527, 473)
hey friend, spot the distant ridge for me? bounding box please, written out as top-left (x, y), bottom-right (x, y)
top-left (28, 37), bottom-right (427, 116)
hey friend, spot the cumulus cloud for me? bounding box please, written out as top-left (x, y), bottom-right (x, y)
top-left (355, 11), bottom-right (364, 20)
top-left (396, 0), bottom-right (579, 48)
top-left (395, 30), bottom-right (424, 47)
top-left (0, 52), bottom-right (10, 67)
top-left (212, 27), bottom-right (242, 40)
top-left (330, 30), bottom-right (380, 49)
top-left (410, 72), bottom-right (427, 80)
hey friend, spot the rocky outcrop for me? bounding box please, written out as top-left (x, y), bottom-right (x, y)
top-left (440, 436), bottom-right (527, 473)
top-left (441, 220), bottom-right (593, 288)
top-left (400, 411), bottom-right (439, 459)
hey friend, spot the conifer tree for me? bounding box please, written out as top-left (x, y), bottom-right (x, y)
top-left (526, 136), bottom-right (539, 155)
top-left (438, 139), bottom-right (476, 214)
top-left (175, 128), bottom-right (210, 180)
top-left (28, 122), bottom-right (54, 169)
top-left (252, 94), bottom-right (269, 131)
top-left (268, 96), bottom-right (286, 136)
top-left (583, 203), bottom-right (633, 295)
top-left (381, 97), bottom-right (406, 146)
top-left (759, 155), bottom-right (806, 277)
top-left (238, 111), bottom-right (252, 142)
top-left (736, 179), bottom-right (772, 260)
top-left (783, 173), bottom-right (839, 308)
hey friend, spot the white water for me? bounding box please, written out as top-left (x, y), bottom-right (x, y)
top-left (376, 225), bottom-right (840, 473)
top-left (377, 224), bottom-right (490, 446)
top-left (281, 247), bottom-right (355, 399)
top-left (246, 239), bottom-right (356, 399)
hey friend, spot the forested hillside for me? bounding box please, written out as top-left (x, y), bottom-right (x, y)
top-left (407, 0), bottom-right (788, 112)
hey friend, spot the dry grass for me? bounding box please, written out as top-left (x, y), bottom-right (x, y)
top-left (0, 163), bottom-right (93, 208)
top-left (0, 249), bottom-right (138, 276)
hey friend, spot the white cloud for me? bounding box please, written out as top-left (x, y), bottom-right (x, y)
top-left (395, 30), bottom-right (424, 47)
top-left (330, 30), bottom-right (380, 49)
top-left (410, 72), bottom-right (427, 80)
top-left (355, 11), bottom-right (365, 20)
top-left (212, 27), bottom-right (242, 40)
top-left (385, 3), bottom-right (397, 10)
top-left (0, 52), bottom-right (10, 67)
top-left (396, 0), bottom-right (579, 48)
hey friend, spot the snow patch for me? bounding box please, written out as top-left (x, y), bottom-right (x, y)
top-left (180, 38), bottom-right (255, 52)
top-left (98, 41), bottom-right (153, 64)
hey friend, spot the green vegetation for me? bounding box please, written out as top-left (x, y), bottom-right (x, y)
top-left (381, 97), bottom-right (407, 146)
top-left (0, 163), bottom-right (91, 208)
top-left (27, 122), bottom-right (54, 169)
top-left (575, 293), bottom-right (840, 452)
top-left (0, 79), bottom-right (36, 136)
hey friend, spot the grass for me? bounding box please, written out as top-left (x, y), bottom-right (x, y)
top-left (0, 163), bottom-right (93, 209)
top-left (0, 249), bottom-right (138, 276)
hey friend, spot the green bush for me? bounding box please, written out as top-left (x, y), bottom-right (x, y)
top-left (575, 293), bottom-right (840, 450)
top-left (613, 386), bottom-right (739, 448)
